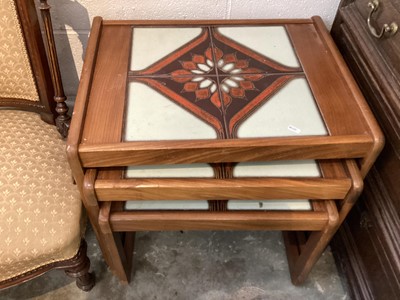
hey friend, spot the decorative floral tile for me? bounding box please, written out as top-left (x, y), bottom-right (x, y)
top-left (214, 26), bottom-right (301, 69)
top-left (236, 77), bottom-right (328, 138)
top-left (130, 27), bottom-right (204, 72)
top-left (125, 81), bottom-right (221, 140)
top-left (126, 25), bottom-right (326, 141)
top-left (130, 27), bottom-right (217, 77)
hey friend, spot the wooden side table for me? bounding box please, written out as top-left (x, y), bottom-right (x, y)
top-left (67, 17), bottom-right (383, 285)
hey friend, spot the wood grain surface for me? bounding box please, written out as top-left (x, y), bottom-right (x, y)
top-left (107, 210), bottom-right (329, 231)
top-left (286, 22), bottom-right (369, 136)
top-left (310, 16), bottom-right (384, 177)
top-left (73, 20), bottom-right (380, 167)
top-left (94, 177), bottom-right (351, 201)
top-left (81, 25), bottom-right (131, 144)
top-left (67, 16), bottom-right (103, 187)
top-left (79, 135), bottom-right (372, 167)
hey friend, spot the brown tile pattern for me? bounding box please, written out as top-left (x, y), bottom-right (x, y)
top-left (128, 26), bottom-right (305, 139)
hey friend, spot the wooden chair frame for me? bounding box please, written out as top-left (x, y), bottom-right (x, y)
top-left (0, 240), bottom-right (94, 291)
top-left (0, 0), bottom-right (54, 123)
top-left (0, 0), bottom-right (93, 291)
top-left (0, 0), bottom-right (71, 136)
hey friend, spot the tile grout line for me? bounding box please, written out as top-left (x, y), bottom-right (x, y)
top-left (208, 26), bottom-right (230, 138)
top-left (127, 72), bottom-right (306, 79)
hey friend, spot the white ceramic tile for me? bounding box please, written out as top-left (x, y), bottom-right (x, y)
top-left (130, 27), bottom-right (202, 71)
top-left (125, 199), bottom-right (311, 211)
top-left (126, 164), bottom-right (214, 178)
top-left (237, 78), bottom-right (327, 138)
top-left (233, 160), bottom-right (321, 177)
top-left (124, 82), bottom-right (218, 141)
top-left (123, 161), bottom-right (317, 211)
top-left (125, 200), bottom-right (209, 210)
top-left (125, 160), bottom-right (320, 179)
top-left (227, 200), bottom-right (311, 210)
top-left (217, 26), bottom-right (300, 68)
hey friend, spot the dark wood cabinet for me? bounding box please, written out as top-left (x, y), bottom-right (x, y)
top-left (331, 0), bottom-right (400, 299)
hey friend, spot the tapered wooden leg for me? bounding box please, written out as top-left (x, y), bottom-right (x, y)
top-left (284, 201), bottom-right (339, 285)
top-left (284, 161), bottom-right (364, 285)
top-left (123, 232), bottom-right (136, 276)
top-left (336, 160), bottom-right (364, 224)
top-left (82, 170), bottom-right (130, 283)
top-left (99, 202), bottom-right (134, 283)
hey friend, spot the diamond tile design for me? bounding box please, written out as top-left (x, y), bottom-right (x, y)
top-left (126, 25), bottom-right (326, 140)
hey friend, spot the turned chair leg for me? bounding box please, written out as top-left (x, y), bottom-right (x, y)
top-left (64, 240), bottom-right (95, 291)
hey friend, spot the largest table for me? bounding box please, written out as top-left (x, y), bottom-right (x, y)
top-left (68, 17), bottom-right (382, 172)
top-left (67, 16), bottom-right (383, 285)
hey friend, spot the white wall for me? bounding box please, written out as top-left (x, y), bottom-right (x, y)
top-left (38, 0), bottom-right (341, 100)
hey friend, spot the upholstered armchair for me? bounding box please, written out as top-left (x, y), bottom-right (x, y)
top-left (0, 0), bottom-right (94, 291)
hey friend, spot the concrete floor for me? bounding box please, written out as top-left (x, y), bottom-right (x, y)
top-left (0, 227), bottom-right (349, 300)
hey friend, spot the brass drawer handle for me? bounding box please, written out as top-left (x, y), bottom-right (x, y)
top-left (367, 0), bottom-right (398, 38)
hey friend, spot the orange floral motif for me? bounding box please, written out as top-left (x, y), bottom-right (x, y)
top-left (129, 27), bottom-right (302, 138)
top-left (174, 47), bottom-right (264, 110)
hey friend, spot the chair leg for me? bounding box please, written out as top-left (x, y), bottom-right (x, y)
top-left (284, 201), bottom-right (339, 285)
top-left (64, 240), bottom-right (95, 291)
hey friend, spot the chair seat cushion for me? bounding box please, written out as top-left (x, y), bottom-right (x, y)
top-left (0, 110), bottom-right (83, 282)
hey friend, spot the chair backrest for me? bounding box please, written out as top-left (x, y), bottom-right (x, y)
top-left (0, 0), bottom-right (65, 126)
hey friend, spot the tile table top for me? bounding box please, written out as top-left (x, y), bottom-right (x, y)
top-left (125, 26), bottom-right (327, 141)
top-left (70, 18), bottom-right (383, 168)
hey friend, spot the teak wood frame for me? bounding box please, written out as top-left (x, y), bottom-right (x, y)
top-left (67, 17), bottom-right (383, 175)
top-left (66, 16), bottom-right (383, 286)
top-left (84, 159), bottom-right (363, 285)
top-left (78, 159), bottom-right (362, 285)
top-left (67, 17), bottom-right (384, 185)
top-left (94, 160), bottom-right (351, 201)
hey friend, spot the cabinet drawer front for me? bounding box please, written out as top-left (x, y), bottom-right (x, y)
top-left (353, 0), bottom-right (400, 76)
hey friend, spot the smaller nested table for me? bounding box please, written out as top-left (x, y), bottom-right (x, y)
top-left (67, 16), bottom-right (383, 285)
